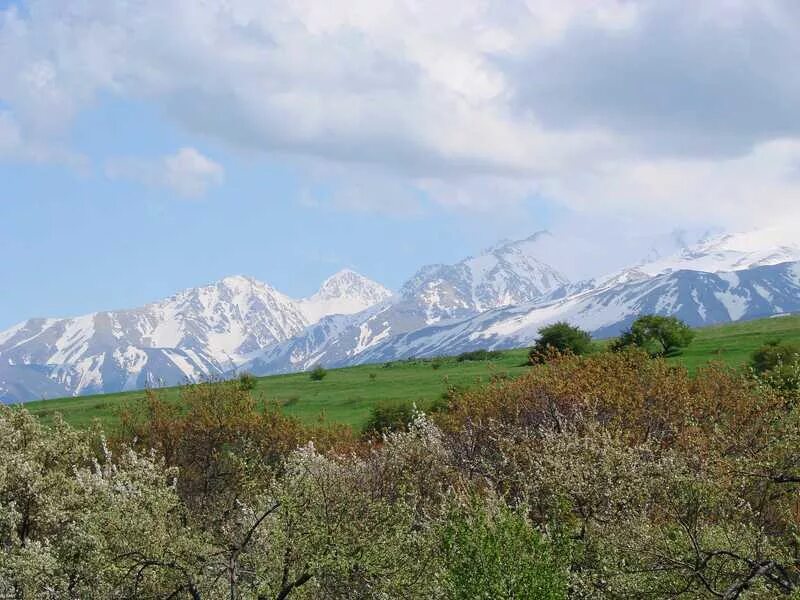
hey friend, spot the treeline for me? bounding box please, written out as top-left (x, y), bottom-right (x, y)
top-left (1, 345), bottom-right (800, 598)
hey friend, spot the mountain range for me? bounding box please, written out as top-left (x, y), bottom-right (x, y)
top-left (2, 228), bottom-right (799, 403)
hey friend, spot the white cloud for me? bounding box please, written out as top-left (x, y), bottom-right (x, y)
top-left (106, 148), bottom-right (224, 198)
top-left (2, 0), bottom-right (800, 228)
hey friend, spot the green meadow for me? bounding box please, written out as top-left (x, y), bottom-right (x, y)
top-left (22, 314), bottom-right (800, 431)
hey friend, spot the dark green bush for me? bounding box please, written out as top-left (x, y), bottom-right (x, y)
top-left (309, 365), bottom-right (328, 381)
top-left (529, 322), bottom-right (591, 363)
top-left (362, 402), bottom-right (415, 436)
top-left (456, 349), bottom-right (503, 362)
top-left (750, 340), bottom-right (800, 374)
top-left (237, 371), bottom-right (258, 391)
top-left (611, 315), bottom-right (694, 356)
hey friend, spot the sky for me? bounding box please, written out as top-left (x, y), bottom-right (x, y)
top-left (2, 0), bottom-right (800, 329)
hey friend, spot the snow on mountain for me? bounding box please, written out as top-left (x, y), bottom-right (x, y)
top-left (337, 260), bottom-right (800, 365)
top-left (6, 227), bottom-right (799, 402)
top-left (0, 271), bottom-right (395, 403)
top-left (243, 233), bottom-right (570, 375)
top-left (298, 269), bottom-right (392, 324)
top-left (0, 276), bottom-right (309, 401)
top-left (638, 228), bottom-right (800, 276)
top-left (400, 232), bottom-right (570, 324)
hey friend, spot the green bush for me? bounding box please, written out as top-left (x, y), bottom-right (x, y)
top-left (750, 340), bottom-right (800, 374)
top-left (237, 371), bottom-right (258, 391)
top-left (309, 365), bottom-right (328, 381)
top-left (751, 340), bottom-right (800, 394)
top-left (440, 500), bottom-right (568, 600)
top-left (363, 402), bottom-right (415, 436)
top-left (529, 322), bottom-right (591, 363)
top-left (456, 349), bottom-right (503, 362)
top-left (611, 315), bottom-right (694, 356)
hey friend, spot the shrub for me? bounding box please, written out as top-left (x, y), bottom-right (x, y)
top-left (440, 499), bottom-right (567, 599)
top-left (456, 349), bottom-right (503, 362)
top-left (750, 339), bottom-right (800, 374)
top-left (529, 322), bottom-right (591, 363)
top-left (611, 315), bottom-right (694, 356)
top-left (309, 365), bottom-right (328, 381)
top-left (237, 371), bottom-right (257, 391)
top-left (431, 359), bottom-right (443, 370)
top-left (363, 402), bottom-right (416, 436)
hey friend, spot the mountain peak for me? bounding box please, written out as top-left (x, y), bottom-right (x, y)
top-left (401, 233), bottom-right (568, 323)
top-left (219, 274), bottom-right (258, 288)
top-left (482, 230), bottom-right (552, 255)
top-left (299, 270), bottom-right (392, 324)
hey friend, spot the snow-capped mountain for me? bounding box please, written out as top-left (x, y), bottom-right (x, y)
top-left (638, 228), bottom-right (800, 276)
top-left (5, 227), bottom-right (799, 403)
top-left (298, 269), bottom-right (392, 324)
top-left (244, 233), bottom-right (570, 375)
top-left (251, 260), bottom-right (800, 371)
top-left (0, 271), bottom-right (390, 403)
top-left (400, 232), bottom-right (569, 324)
top-left (244, 229), bottom-right (800, 376)
top-left (363, 260), bottom-right (800, 361)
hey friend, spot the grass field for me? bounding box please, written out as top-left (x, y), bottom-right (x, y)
top-left (22, 314), bottom-right (800, 431)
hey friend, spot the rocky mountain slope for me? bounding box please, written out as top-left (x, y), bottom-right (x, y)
top-left (346, 260), bottom-right (800, 364)
top-left (0, 271), bottom-right (389, 402)
top-left (244, 229), bottom-right (800, 375)
top-left (244, 233), bottom-right (570, 375)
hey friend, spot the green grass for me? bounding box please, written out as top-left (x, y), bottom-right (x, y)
top-left (21, 314), bottom-right (800, 431)
top-left (24, 350), bottom-right (531, 431)
top-left (668, 314), bottom-right (800, 372)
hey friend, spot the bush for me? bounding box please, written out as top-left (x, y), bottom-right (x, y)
top-left (529, 322), bottom-right (591, 363)
top-left (456, 349), bottom-right (503, 362)
top-left (611, 315), bottom-right (694, 356)
top-left (237, 371), bottom-right (257, 391)
top-left (309, 365), bottom-right (328, 381)
top-left (751, 340), bottom-right (800, 394)
top-left (750, 340), bottom-right (800, 374)
top-left (363, 402), bottom-right (416, 436)
top-left (9, 348), bottom-right (800, 598)
top-left (440, 499), bottom-right (567, 599)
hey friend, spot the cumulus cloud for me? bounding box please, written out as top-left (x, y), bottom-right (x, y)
top-left (106, 148), bottom-right (224, 199)
top-left (2, 0), bottom-right (800, 227)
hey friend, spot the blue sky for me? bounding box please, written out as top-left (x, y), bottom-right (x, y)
top-left (2, 1), bottom-right (800, 329)
top-left (1, 96), bottom-right (556, 328)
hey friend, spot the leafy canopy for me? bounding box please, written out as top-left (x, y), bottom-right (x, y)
top-left (529, 321), bottom-right (591, 363)
top-left (612, 315), bottom-right (694, 356)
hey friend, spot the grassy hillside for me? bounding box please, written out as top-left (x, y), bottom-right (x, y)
top-left (23, 314), bottom-right (800, 430)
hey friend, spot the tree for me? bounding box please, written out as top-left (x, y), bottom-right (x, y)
top-left (529, 322), bottom-right (591, 363)
top-left (309, 365), bottom-right (328, 381)
top-left (612, 315), bottom-right (694, 356)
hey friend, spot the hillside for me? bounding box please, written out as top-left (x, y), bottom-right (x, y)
top-left (23, 314), bottom-right (800, 430)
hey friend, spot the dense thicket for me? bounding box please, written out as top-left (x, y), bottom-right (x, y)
top-left (2, 349), bottom-right (799, 598)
